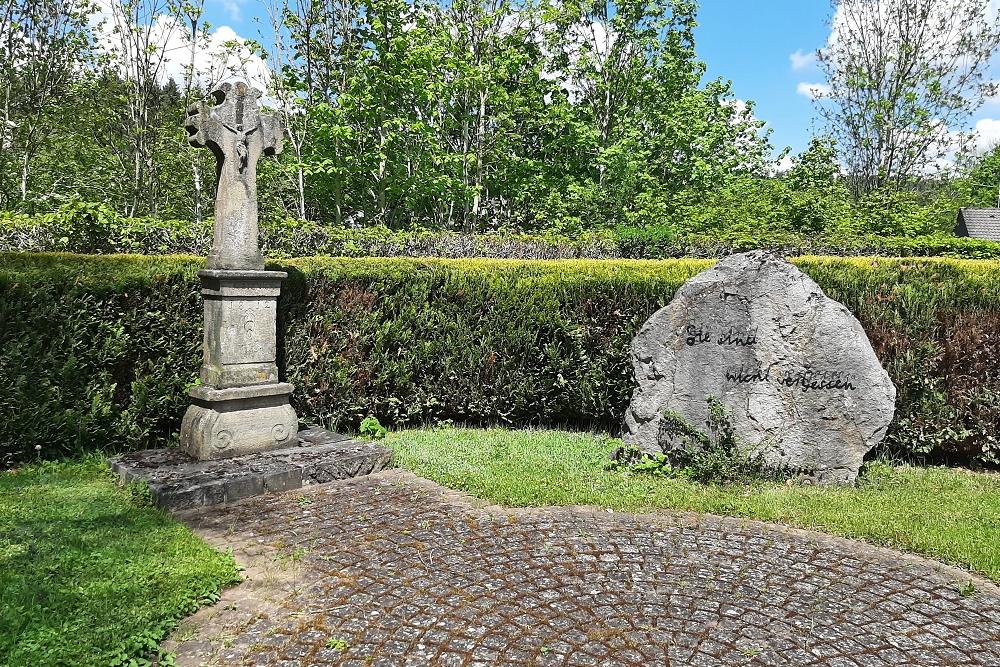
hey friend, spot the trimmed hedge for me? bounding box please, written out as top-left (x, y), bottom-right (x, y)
top-left (4, 206), bottom-right (1000, 259)
top-left (3, 253), bottom-right (1000, 467)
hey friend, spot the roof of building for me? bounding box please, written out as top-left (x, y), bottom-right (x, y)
top-left (956, 208), bottom-right (1000, 241)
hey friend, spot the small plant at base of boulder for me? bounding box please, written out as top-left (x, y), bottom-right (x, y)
top-left (858, 460), bottom-right (898, 487)
top-left (125, 479), bottom-right (154, 507)
top-left (607, 448), bottom-right (678, 478)
top-left (359, 416), bottom-right (388, 440)
top-left (614, 398), bottom-right (808, 485)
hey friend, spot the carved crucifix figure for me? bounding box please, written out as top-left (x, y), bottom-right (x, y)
top-left (186, 81), bottom-right (283, 270)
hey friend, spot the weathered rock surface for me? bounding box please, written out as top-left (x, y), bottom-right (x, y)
top-left (110, 428), bottom-right (391, 510)
top-left (623, 251), bottom-right (896, 484)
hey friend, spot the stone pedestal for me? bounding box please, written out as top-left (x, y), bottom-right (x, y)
top-left (181, 269), bottom-right (298, 460)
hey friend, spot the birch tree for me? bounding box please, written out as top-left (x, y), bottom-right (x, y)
top-left (0, 0), bottom-right (91, 207)
top-left (171, 0), bottom-right (208, 221)
top-left (817, 0), bottom-right (1000, 193)
top-left (102, 0), bottom-right (178, 215)
top-left (263, 0), bottom-right (314, 220)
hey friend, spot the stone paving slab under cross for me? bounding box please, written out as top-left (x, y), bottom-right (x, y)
top-left (170, 471), bottom-right (1000, 667)
top-left (111, 429), bottom-right (390, 510)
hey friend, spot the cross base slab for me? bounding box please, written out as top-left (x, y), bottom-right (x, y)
top-left (109, 428), bottom-right (392, 511)
top-left (181, 383), bottom-right (298, 460)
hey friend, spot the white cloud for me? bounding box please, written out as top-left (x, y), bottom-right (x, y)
top-left (825, 0), bottom-right (1000, 70)
top-left (789, 49), bottom-right (815, 71)
top-left (921, 157), bottom-right (959, 176)
top-left (774, 154), bottom-right (795, 174)
top-left (93, 7), bottom-right (271, 97)
top-left (721, 98), bottom-right (771, 170)
top-left (588, 21), bottom-right (615, 58)
top-left (535, 20), bottom-right (621, 103)
top-left (973, 118), bottom-right (1000, 153)
top-left (88, 0), bottom-right (113, 31)
top-left (796, 81), bottom-right (831, 100)
top-left (828, 1), bottom-right (997, 48)
top-left (219, 0), bottom-right (245, 22)
top-left (818, 0), bottom-right (1000, 168)
top-left (909, 118), bottom-right (997, 173)
top-left (722, 98), bottom-right (762, 129)
top-left (723, 98), bottom-right (749, 114)
top-left (170, 23), bottom-right (271, 93)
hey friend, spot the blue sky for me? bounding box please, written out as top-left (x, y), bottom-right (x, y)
top-left (695, 0), bottom-right (831, 155)
top-left (197, 0), bottom-right (1000, 159)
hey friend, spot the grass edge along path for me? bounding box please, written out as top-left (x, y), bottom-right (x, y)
top-left (386, 427), bottom-right (1000, 583)
top-left (0, 456), bottom-right (240, 667)
top-left (3, 428), bottom-right (996, 665)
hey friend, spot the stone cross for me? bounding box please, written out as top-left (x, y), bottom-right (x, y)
top-left (186, 81), bottom-right (283, 270)
top-left (180, 79), bottom-right (297, 461)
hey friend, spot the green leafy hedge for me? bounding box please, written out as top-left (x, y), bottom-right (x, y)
top-left (3, 253), bottom-right (1000, 467)
top-left (3, 203), bottom-right (1000, 259)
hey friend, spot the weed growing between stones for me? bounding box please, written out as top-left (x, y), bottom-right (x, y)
top-left (958, 580), bottom-right (978, 598)
top-left (125, 479), bottom-right (154, 506)
top-left (611, 398), bottom-right (809, 485)
top-left (359, 416), bottom-right (388, 440)
top-left (326, 637), bottom-right (350, 651)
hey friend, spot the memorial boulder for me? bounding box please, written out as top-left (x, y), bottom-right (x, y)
top-left (623, 251), bottom-right (896, 484)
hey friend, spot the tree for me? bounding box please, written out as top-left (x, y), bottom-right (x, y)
top-left (100, 0), bottom-right (180, 216)
top-left (536, 0), bottom-right (769, 230)
top-left (967, 144), bottom-right (1000, 208)
top-left (0, 0), bottom-right (777, 234)
top-left (786, 136), bottom-right (840, 191)
top-left (282, 0), bottom-right (551, 229)
top-left (171, 0), bottom-right (209, 222)
top-left (261, 0), bottom-right (320, 221)
top-left (783, 136), bottom-right (853, 233)
top-left (0, 0), bottom-right (92, 207)
top-left (816, 0), bottom-right (1000, 194)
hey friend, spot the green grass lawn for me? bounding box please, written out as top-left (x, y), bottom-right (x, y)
top-left (386, 427), bottom-right (1000, 582)
top-left (4, 429), bottom-right (998, 666)
top-left (0, 457), bottom-right (239, 667)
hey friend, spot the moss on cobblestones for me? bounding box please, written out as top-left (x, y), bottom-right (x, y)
top-left (387, 427), bottom-right (1000, 582)
top-left (0, 457), bottom-right (240, 666)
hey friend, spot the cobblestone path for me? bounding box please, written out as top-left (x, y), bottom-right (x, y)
top-left (168, 471), bottom-right (1000, 667)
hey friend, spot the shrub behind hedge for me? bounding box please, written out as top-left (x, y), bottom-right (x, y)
top-left (4, 205), bottom-right (1000, 259)
top-left (3, 253), bottom-right (1000, 467)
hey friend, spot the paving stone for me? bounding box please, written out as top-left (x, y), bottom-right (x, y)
top-left (169, 470), bottom-right (1000, 666)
